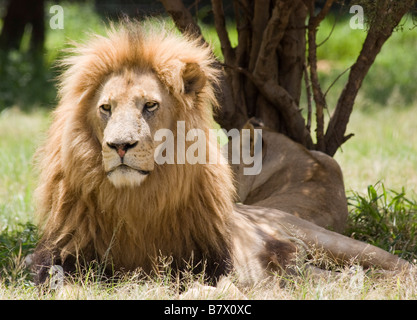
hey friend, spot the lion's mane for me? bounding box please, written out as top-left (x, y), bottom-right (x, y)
top-left (33, 21), bottom-right (236, 282)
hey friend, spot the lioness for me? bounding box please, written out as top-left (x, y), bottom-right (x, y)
top-left (231, 119), bottom-right (348, 233)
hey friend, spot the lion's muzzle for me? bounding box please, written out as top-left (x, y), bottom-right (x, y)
top-left (100, 105), bottom-right (156, 188)
top-left (103, 144), bottom-right (154, 187)
top-left (103, 138), bottom-right (154, 187)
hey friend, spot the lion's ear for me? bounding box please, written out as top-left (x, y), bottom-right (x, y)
top-left (182, 62), bottom-right (206, 95)
top-left (242, 119), bottom-right (266, 158)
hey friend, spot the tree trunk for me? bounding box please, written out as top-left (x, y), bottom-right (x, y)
top-left (0, 0), bottom-right (45, 52)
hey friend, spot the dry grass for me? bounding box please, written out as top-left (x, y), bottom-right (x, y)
top-left (1, 256), bottom-right (416, 300)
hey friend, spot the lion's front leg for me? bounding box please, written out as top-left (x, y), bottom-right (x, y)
top-left (31, 242), bottom-right (77, 286)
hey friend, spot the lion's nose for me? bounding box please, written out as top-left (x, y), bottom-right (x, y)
top-left (107, 141), bottom-right (138, 159)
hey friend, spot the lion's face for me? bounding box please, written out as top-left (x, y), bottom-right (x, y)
top-left (93, 69), bottom-right (176, 188)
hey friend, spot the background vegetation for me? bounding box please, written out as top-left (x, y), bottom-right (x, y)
top-left (0, 1), bottom-right (416, 299)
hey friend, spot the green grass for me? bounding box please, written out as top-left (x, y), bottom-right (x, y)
top-left (0, 109), bottom-right (48, 286)
top-left (346, 183), bottom-right (417, 262)
top-left (0, 108), bottom-right (50, 226)
top-left (1, 2), bottom-right (417, 299)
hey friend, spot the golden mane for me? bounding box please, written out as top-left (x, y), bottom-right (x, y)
top-left (33, 21), bottom-right (235, 282)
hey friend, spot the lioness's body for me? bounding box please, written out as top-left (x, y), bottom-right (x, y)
top-left (232, 123), bottom-right (348, 233)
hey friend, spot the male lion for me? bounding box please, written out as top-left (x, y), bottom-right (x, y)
top-left (32, 21), bottom-right (410, 286)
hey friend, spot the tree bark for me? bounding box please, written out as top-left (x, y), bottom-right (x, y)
top-left (212, 0), bottom-right (249, 129)
top-left (160, 0), bottom-right (246, 130)
top-left (307, 0), bottom-right (334, 152)
top-left (250, 0), bottom-right (299, 134)
top-left (278, 1), bottom-right (307, 106)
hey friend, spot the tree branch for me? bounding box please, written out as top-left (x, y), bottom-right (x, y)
top-left (211, 0), bottom-right (235, 64)
top-left (232, 0), bottom-right (254, 116)
top-left (324, 0), bottom-right (416, 156)
top-left (160, 0), bottom-right (202, 39)
top-left (233, 0), bottom-right (251, 68)
top-left (303, 61), bottom-right (312, 133)
top-left (307, 0), bottom-right (334, 152)
top-left (278, 0), bottom-right (307, 106)
top-left (232, 65), bottom-right (313, 148)
top-left (248, 0), bottom-right (270, 72)
top-left (309, 0), bottom-right (333, 28)
top-left (252, 0), bottom-right (295, 81)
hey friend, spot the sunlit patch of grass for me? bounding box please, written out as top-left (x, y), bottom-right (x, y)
top-left (334, 104), bottom-right (417, 195)
top-left (0, 108), bottom-right (50, 228)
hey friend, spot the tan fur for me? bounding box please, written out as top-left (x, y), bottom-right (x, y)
top-left (231, 120), bottom-right (349, 233)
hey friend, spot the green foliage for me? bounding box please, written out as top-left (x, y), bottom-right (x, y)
top-left (352, 0), bottom-right (417, 31)
top-left (44, 1), bottom-right (106, 59)
top-left (0, 222), bottom-right (38, 285)
top-left (0, 1), bottom-right (106, 111)
top-left (346, 183), bottom-right (417, 262)
top-left (0, 52), bottom-right (56, 110)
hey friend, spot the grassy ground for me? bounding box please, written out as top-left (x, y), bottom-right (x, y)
top-left (1, 266), bottom-right (417, 300)
top-left (335, 106), bottom-right (417, 195)
top-left (1, 2), bottom-right (417, 299)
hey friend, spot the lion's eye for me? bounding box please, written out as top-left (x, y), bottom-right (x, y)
top-left (100, 104), bottom-right (111, 113)
top-left (144, 101), bottom-right (159, 112)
